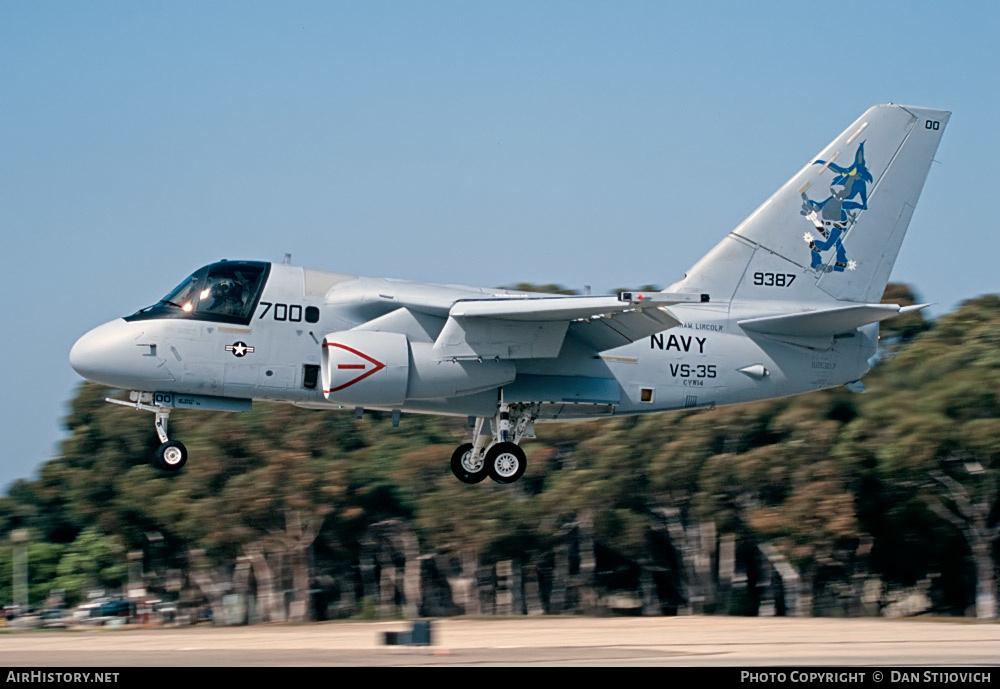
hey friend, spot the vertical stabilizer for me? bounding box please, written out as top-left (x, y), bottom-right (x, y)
top-left (670, 104), bottom-right (949, 304)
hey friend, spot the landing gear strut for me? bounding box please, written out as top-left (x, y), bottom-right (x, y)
top-left (106, 392), bottom-right (188, 471)
top-left (450, 398), bottom-right (535, 485)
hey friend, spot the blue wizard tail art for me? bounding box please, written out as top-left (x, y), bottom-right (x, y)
top-left (800, 142), bottom-right (873, 273)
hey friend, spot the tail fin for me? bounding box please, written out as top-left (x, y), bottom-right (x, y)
top-left (669, 104), bottom-right (950, 304)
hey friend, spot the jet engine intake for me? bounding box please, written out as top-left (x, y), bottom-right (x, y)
top-left (322, 331), bottom-right (409, 406)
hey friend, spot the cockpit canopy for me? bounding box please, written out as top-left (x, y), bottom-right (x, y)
top-left (126, 261), bottom-right (270, 326)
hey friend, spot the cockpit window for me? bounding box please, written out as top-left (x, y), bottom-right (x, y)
top-left (125, 261), bottom-right (270, 326)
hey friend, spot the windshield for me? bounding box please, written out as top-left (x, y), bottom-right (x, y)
top-left (126, 261), bottom-right (270, 325)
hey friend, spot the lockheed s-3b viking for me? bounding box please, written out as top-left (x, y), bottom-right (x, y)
top-left (70, 104), bottom-right (950, 484)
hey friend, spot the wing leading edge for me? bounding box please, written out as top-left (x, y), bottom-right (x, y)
top-left (431, 293), bottom-right (700, 360)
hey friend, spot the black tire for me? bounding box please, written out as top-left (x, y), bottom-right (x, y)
top-left (486, 442), bottom-right (526, 484)
top-left (154, 440), bottom-right (188, 471)
top-left (451, 443), bottom-right (488, 484)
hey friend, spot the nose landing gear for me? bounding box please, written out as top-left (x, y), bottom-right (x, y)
top-left (106, 392), bottom-right (188, 472)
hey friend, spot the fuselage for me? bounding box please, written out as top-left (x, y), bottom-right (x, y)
top-left (65, 104), bottom-right (947, 484)
top-left (70, 260), bottom-right (876, 421)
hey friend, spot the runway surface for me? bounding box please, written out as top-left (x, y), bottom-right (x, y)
top-left (2, 617), bottom-right (998, 667)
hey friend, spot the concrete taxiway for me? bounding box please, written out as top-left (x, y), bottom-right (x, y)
top-left (2, 616), bottom-right (998, 667)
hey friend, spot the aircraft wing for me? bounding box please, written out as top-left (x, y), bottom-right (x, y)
top-left (432, 292), bottom-right (700, 359)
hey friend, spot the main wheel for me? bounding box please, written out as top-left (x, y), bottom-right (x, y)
top-left (451, 443), bottom-right (488, 484)
top-left (154, 440), bottom-right (188, 471)
top-left (486, 442), bottom-right (526, 484)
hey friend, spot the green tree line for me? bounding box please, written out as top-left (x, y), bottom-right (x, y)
top-left (1, 286), bottom-right (997, 620)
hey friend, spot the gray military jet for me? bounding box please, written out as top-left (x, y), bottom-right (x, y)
top-left (70, 104), bottom-right (949, 484)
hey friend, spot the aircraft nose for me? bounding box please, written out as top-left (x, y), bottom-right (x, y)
top-left (70, 319), bottom-right (132, 379)
top-left (70, 319), bottom-right (175, 388)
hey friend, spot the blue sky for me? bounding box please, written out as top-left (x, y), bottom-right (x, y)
top-left (1, 1), bottom-right (997, 489)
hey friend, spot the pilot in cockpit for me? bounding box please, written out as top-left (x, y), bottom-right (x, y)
top-left (207, 275), bottom-right (246, 315)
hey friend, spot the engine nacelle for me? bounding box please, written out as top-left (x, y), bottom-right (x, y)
top-left (322, 331), bottom-right (409, 406)
top-left (406, 342), bottom-right (515, 399)
top-left (322, 331), bottom-right (517, 407)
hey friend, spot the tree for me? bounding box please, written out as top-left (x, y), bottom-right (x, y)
top-left (840, 296), bottom-right (1000, 617)
top-left (53, 527), bottom-right (126, 605)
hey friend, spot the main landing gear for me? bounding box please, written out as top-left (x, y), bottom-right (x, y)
top-left (450, 401), bottom-right (535, 485)
top-left (106, 392), bottom-right (188, 472)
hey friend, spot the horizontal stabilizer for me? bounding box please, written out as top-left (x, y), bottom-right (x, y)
top-left (739, 303), bottom-right (928, 338)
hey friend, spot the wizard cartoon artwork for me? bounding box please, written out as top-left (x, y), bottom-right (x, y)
top-left (800, 142), bottom-right (873, 272)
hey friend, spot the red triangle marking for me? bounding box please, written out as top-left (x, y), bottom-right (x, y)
top-left (324, 342), bottom-right (387, 393)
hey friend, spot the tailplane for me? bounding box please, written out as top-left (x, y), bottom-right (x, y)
top-left (670, 104), bottom-right (949, 305)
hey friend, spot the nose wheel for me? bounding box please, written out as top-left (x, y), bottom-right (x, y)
top-left (155, 440), bottom-right (188, 471)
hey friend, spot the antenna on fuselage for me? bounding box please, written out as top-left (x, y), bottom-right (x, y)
top-left (282, 253), bottom-right (292, 265)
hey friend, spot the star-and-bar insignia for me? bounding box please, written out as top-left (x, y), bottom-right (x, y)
top-left (226, 341), bottom-right (255, 357)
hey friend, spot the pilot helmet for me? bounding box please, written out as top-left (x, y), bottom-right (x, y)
top-left (216, 278), bottom-right (237, 296)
